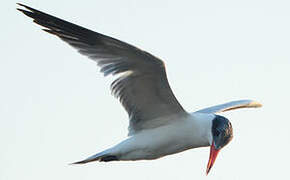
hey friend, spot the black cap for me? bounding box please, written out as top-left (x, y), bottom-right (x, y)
top-left (212, 115), bottom-right (233, 149)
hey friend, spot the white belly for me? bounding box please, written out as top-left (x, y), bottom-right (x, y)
top-left (111, 118), bottom-right (212, 160)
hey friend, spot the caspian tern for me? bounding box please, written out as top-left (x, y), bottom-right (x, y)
top-left (17, 3), bottom-right (262, 175)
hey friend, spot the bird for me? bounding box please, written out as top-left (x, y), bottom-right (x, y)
top-left (17, 3), bottom-right (262, 175)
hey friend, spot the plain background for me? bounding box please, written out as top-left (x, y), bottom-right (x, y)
top-left (1, 0), bottom-right (290, 179)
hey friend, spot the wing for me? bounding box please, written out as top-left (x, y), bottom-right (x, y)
top-left (17, 4), bottom-right (187, 135)
top-left (195, 99), bottom-right (262, 114)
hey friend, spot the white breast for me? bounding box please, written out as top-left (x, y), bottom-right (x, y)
top-left (110, 113), bottom-right (214, 160)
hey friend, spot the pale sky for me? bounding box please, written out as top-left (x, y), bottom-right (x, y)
top-left (1, 0), bottom-right (290, 179)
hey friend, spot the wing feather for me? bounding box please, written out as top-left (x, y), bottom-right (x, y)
top-left (195, 100), bottom-right (262, 114)
top-left (18, 4), bottom-right (187, 135)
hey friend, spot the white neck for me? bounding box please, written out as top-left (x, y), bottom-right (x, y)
top-left (188, 112), bottom-right (215, 147)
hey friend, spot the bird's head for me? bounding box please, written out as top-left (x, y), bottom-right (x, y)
top-left (206, 115), bottom-right (233, 175)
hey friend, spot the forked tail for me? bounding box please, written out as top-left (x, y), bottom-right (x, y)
top-left (71, 151), bottom-right (119, 164)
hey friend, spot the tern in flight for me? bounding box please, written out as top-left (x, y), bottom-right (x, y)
top-left (17, 3), bottom-right (262, 175)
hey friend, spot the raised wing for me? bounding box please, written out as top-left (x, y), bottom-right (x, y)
top-left (195, 99), bottom-right (262, 114)
top-left (17, 4), bottom-right (187, 135)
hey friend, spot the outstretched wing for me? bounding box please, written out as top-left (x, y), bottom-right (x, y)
top-left (17, 4), bottom-right (187, 135)
top-left (195, 99), bottom-right (262, 114)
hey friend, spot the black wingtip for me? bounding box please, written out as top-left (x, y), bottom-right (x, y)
top-left (17, 3), bottom-right (34, 17)
top-left (16, 2), bottom-right (101, 46)
top-left (17, 3), bottom-right (30, 12)
top-left (16, 8), bottom-right (23, 12)
top-left (17, 3), bottom-right (36, 12)
top-left (17, 8), bottom-right (34, 17)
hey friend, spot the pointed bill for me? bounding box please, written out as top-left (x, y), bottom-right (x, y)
top-left (206, 143), bottom-right (220, 175)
